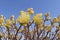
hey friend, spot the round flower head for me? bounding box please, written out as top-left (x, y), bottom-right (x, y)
top-left (17, 12), bottom-right (30, 24)
top-left (27, 8), bottom-right (34, 14)
top-left (45, 12), bottom-right (50, 17)
top-left (20, 10), bottom-right (25, 15)
top-left (33, 13), bottom-right (43, 25)
top-left (53, 17), bottom-right (58, 23)
top-left (5, 19), bottom-right (12, 27)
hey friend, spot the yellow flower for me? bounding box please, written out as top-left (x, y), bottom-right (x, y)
top-left (53, 17), bottom-right (58, 23)
top-left (45, 12), bottom-right (50, 17)
top-left (20, 11), bottom-right (29, 15)
top-left (0, 15), bottom-right (4, 25)
top-left (33, 13), bottom-right (43, 25)
top-left (10, 15), bottom-right (17, 24)
top-left (20, 10), bottom-right (25, 15)
top-left (45, 12), bottom-right (50, 21)
top-left (27, 8), bottom-right (34, 14)
top-left (57, 16), bottom-right (60, 22)
top-left (5, 19), bottom-right (12, 27)
top-left (17, 12), bottom-right (30, 24)
top-left (10, 15), bottom-right (14, 21)
top-left (36, 13), bottom-right (42, 17)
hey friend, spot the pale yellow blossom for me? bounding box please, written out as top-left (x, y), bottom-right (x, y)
top-left (0, 15), bottom-right (4, 25)
top-left (27, 8), bottom-right (34, 14)
top-left (33, 13), bottom-right (43, 25)
top-left (20, 11), bottom-right (25, 15)
top-left (5, 19), bottom-right (12, 27)
top-left (17, 12), bottom-right (30, 24)
top-left (53, 17), bottom-right (58, 23)
top-left (45, 12), bottom-right (50, 17)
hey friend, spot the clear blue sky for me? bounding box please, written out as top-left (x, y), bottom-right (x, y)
top-left (0, 0), bottom-right (60, 19)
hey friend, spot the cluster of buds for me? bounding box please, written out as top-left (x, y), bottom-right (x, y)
top-left (45, 12), bottom-right (50, 21)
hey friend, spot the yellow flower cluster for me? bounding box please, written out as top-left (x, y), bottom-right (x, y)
top-left (45, 12), bottom-right (50, 20)
top-left (53, 17), bottom-right (58, 23)
top-left (27, 8), bottom-right (34, 14)
top-left (0, 15), bottom-right (4, 26)
top-left (1, 8), bottom-right (60, 40)
top-left (33, 13), bottom-right (43, 25)
top-left (45, 12), bottom-right (50, 17)
top-left (5, 19), bottom-right (12, 27)
top-left (17, 11), bottom-right (30, 24)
